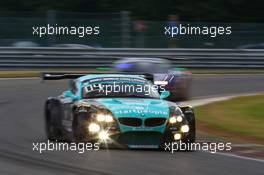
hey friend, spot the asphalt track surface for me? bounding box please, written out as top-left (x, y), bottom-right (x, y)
top-left (0, 75), bottom-right (263, 175)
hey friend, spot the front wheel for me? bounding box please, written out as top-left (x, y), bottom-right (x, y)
top-left (45, 102), bottom-right (63, 141)
top-left (72, 112), bottom-right (90, 143)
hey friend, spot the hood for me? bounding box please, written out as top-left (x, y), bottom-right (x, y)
top-left (94, 98), bottom-right (170, 119)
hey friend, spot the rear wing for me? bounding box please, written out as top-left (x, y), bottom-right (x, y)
top-left (41, 72), bottom-right (154, 82)
top-left (42, 72), bottom-right (87, 80)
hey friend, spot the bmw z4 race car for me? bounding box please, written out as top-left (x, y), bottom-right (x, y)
top-left (44, 72), bottom-right (195, 149)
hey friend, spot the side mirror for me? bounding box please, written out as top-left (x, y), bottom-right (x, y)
top-left (160, 90), bottom-right (170, 99)
top-left (63, 90), bottom-right (78, 100)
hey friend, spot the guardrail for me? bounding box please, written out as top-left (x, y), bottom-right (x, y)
top-left (0, 47), bottom-right (263, 69)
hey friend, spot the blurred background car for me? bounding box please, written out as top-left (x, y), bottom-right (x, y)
top-left (112, 57), bottom-right (192, 101)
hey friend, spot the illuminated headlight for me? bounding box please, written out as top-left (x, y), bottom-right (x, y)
top-left (98, 131), bottom-right (109, 140)
top-left (96, 114), bottom-right (105, 122)
top-left (105, 115), bottom-right (113, 122)
top-left (88, 123), bottom-right (100, 133)
top-left (174, 133), bottom-right (182, 140)
top-left (96, 114), bottom-right (114, 123)
top-left (181, 125), bottom-right (190, 133)
top-left (169, 116), bottom-right (183, 124)
top-left (169, 117), bottom-right (177, 124)
top-left (176, 116), bottom-right (183, 122)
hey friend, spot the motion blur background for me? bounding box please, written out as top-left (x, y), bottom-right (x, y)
top-left (0, 1), bottom-right (263, 175)
top-left (0, 0), bottom-right (263, 48)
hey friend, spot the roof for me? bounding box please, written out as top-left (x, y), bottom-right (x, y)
top-left (115, 57), bottom-right (171, 64)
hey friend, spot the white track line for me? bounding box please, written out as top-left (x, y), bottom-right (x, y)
top-left (205, 151), bottom-right (264, 163)
top-left (181, 92), bottom-right (264, 107)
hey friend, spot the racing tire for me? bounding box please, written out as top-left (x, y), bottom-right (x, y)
top-left (72, 112), bottom-right (89, 143)
top-left (45, 102), bottom-right (63, 141)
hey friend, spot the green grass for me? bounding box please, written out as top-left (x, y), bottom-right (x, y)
top-left (0, 71), bottom-right (40, 78)
top-left (195, 95), bottom-right (264, 141)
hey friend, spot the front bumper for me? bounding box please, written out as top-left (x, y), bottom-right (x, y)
top-left (86, 122), bottom-right (191, 149)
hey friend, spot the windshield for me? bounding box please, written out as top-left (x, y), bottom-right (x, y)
top-left (116, 62), bottom-right (171, 73)
top-left (133, 62), bottom-right (170, 73)
top-left (81, 77), bottom-right (160, 99)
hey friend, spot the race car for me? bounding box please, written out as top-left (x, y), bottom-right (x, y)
top-left (112, 57), bottom-right (192, 101)
top-left (44, 72), bottom-right (195, 149)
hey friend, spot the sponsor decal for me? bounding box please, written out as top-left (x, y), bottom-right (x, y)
top-left (115, 109), bottom-right (168, 115)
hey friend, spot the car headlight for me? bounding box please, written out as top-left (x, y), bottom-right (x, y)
top-left (174, 133), bottom-right (182, 140)
top-left (98, 131), bottom-right (109, 140)
top-left (181, 125), bottom-right (189, 133)
top-left (96, 114), bottom-right (105, 122)
top-left (105, 115), bottom-right (113, 122)
top-left (169, 106), bottom-right (184, 124)
top-left (96, 114), bottom-right (114, 123)
top-left (169, 115), bottom-right (183, 124)
top-left (176, 116), bottom-right (183, 122)
top-left (169, 117), bottom-right (177, 124)
top-left (88, 123), bottom-right (100, 133)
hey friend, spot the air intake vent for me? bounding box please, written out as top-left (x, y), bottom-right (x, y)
top-left (118, 117), bottom-right (142, 127)
top-left (144, 118), bottom-right (166, 127)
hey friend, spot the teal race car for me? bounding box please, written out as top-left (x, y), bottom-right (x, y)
top-left (44, 72), bottom-right (195, 149)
